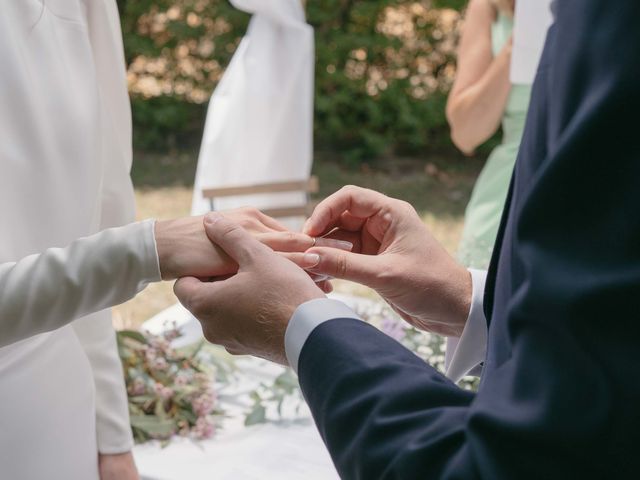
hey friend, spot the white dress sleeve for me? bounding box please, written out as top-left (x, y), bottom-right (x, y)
top-left (0, 220), bottom-right (161, 349)
top-left (71, 311), bottom-right (135, 454)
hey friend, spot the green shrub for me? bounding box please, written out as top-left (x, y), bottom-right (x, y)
top-left (119, 0), bottom-right (465, 163)
top-left (131, 96), bottom-right (206, 151)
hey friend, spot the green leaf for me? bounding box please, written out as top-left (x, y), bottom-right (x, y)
top-left (244, 404), bottom-right (267, 426)
top-left (274, 370), bottom-right (299, 393)
top-left (130, 395), bottom-right (155, 404)
top-left (155, 398), bottom-right (168, 418)
top-left (117, 330), bottom-right (148, 345)
top-left (130, 415), bottom-right (175, 438)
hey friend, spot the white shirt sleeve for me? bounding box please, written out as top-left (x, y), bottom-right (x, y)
top-left (285, 298), bottom-right (362, 373)
top-left (0, 220), bottom-right (161, 349)
top-left (444, 269), bottom-right (488, 383)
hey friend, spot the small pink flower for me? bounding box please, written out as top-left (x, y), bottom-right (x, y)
top-left (163, 327), bottom-right (181, 342)
top-left (144, 347), bottom-right (156, 362)
top-left (161, 386), bottom-right (174, 400)
top-left (174, 372), bottom-right (189, 386)
top-left (129, 378), bottom-right (146, 396)
top-left (150, 337), bottom-right (170, 352)
top-left (154, 382), bottom-right (174, 400)
top-left (191, 392), bottom-right (215, 416)
top-left (193, 416), bottom-right (216, 439)
top-left (152, 357), bottom-right (169, 371)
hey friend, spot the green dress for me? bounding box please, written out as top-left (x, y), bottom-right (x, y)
top-left (456, 13), bottom-right (532, 269)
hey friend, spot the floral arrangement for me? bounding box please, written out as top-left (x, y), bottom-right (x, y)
top-left (117, 327), bottom-right (222, 444)
top-left (118, 299), bottom-right (475, 445)
top-left (360, 302), bottom-right (478, 391)
top-left (235, 300), bottom-right (477, 430)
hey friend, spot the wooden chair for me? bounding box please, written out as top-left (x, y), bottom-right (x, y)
top-left (202, 175), bottom-right (319, 219)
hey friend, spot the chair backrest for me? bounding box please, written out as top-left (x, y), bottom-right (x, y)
top-left (202, 176), bottom-right (319, 218)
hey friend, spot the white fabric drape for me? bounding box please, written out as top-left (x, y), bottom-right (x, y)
top-left (191, 0), bottom-right (315, 229)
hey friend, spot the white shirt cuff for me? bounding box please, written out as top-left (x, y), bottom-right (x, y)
top-left (445, 268), bottom-right (488, 383)
top-left (285, 298), bottom-right (361, 373)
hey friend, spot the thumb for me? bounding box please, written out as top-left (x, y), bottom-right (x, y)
top-left (203, 212), bottom-right (269, 267)
top-left (305, 246), bottom-right (381, 287)
top-left (173, 276), bottom-right (217, 314)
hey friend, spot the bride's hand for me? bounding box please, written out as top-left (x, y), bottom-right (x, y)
top-left (155, 208), bottom-right (322, 280)
top-left (98, 452), bottom-right (139, 480)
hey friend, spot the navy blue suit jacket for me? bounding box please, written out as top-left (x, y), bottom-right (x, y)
top-left (297, 1), bottom-right (640, 478)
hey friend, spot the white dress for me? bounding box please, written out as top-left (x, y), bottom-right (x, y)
top-left (0, 1), bottom-right (160, 478)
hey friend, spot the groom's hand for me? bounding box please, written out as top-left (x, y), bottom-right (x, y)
top-left (293, 186), bottom-right (472, 337)
top-left (155, 208), bottom-right (317, 281)
top-left (174, 213), bottom-right (324, 365)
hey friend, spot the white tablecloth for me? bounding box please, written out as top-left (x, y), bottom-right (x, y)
top-left (135, 416), bottom-right (337, 480)
top-left (134, 296), bottom-right (375, 480)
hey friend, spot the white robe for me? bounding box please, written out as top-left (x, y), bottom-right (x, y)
top-left (0, 1), bottom-right (159, 478)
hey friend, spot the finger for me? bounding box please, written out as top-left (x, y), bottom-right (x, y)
top-left (314, 236), bottom-right (353, 251)
top-left (259, 231), bottom-right (353, 253)
top-left (175, 275), bottom-right (243, 345)
top-left (203, 212), bottom-right (270, 267)
top-left (304, 246), bottom-right (380, 286)
top-left (225, 346), bottom-right (246, 356)
top-left (317, 280), bottom-right (333, 294)
top-left (275, 253), bottom-right (329, 281)
top-left (257, 231), bottom-right (315, 252)
top-left (278, 251), bottom-right (322, 269)
top-left (174, 276), bottom-right (217, 314)
top-left (310, 273), bottom-right (330, 283)
top-left (338, 210), bottom-right (366, 232)
top-left (255, 210), bottom-right (289, 232)
top-left (318, 229), bottom-right (363, 253)
top-left (304, 186), bottom-right (394, 242)
top-left (222, 207), bottom-right (288, 233)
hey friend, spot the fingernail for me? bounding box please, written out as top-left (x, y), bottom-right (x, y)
top-left (302, 253), bottom-right (320, 268)
top-left (314, 238), bottom-right (353, 251)
top-left (204, 212), bottom-right (223, 225)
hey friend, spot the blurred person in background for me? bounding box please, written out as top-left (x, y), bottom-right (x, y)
top-left (446, 0), bottom-right (531, 269)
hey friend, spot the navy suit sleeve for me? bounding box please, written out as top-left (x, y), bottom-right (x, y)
top-left (299, 319), bottom-right (477, 479)
top-left (298, 1), bottom-right (640, 478)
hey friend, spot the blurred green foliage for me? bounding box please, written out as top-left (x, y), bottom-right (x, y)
top-left (118, 0), bottom-right (465, 163)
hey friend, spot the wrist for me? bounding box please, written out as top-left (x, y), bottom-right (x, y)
top-left (453, 267), bottom-right (473, 335)
top-left (154, 219), bottom-right (180, 280)
top-left (98, 451), bottom-right (139, 480)
top-left (438, 265), bottom-right (472, 338)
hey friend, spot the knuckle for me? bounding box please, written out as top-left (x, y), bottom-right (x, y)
top-left (202, 325), bottom-right (218, 344)
top-left (395, 199), bottom-right (412, 211)
top-left (341, 184), bottom-right (359, 195)
top-left (220, 222), bottom-right (242, 239)
top-left (377, 261), bottom-right (400, 282)
top-left (188, 293), bottom-right (207, 317)
top-left (334, 253), bottom-right (348, 278)
top-left (243, 206), bottom-right (260, 217)
top-left (394, 199), bottom-right (416, 217)
top-left (285, 231), bottom-right (298, 242)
